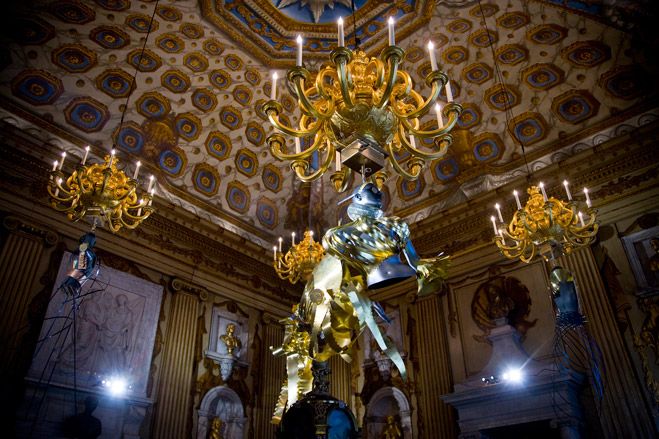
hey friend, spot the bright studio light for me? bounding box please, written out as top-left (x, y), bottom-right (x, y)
top-left (502, 368), bottom-right (523, 383)
top-left (102, 376), bottom-right (129, 396)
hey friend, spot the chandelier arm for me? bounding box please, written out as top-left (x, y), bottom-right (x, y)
top-left (267, 112), bottom-right (320, 138)
top-left (293, 77), bottom-right (334, 120)
top-left (385, 143), bottom-right (422, 180)
top-left (291, 139), bottom-right (335, 183)
top-left (376, 46), bottom-right (404, 109)
top-left (399, 104), bottom-right (461, 138)
top-left (398, 125), bottom-right (450, 160)
top-left (392, 72), bottom-right (445, 121)
top-left (315, 67), bottom-right (336, 101)
top-left (376, 59), bottom-right (399, 109)
top-left (336, 58), bottom-right (354, 109)
top-left (268, 134), bottom-right (319, 161)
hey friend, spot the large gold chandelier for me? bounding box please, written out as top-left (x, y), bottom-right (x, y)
top-left (273, 230), bottom-right (325, 284)
top-left (48, 149), bottom-right (155, 232)
top-left (491, 181), bottom-right (598, 263)
top-left (263, 17), bottom-right (462, 192)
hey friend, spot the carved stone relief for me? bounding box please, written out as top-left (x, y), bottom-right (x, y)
top-left (197, 386), bottom-right (247, 439)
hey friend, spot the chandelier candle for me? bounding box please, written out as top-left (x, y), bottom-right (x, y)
top-left (495, 203), bottom-right (504, 223)
top-left (147, 175), bottom-right (155, 192)
top-left (108, 149), bottom-right (116, 168)
top-left (82, 146), bottom-right (90, 166)
top-left (132, 161), bottom-right (141, 179)
top-left (388, 17), bottom-right (395, 46)
top-left (490, 216), bottom-right (498, 235)
top-left (445, 81), bottom-right (453, 102)
top-left (338, 17), bottom-right (344, 47)
top-left (296, 35), bottom-right (303, 66)
top-left (513, 190), bottom-right (522, 210)
top-left (584, 188), bottom-right (591, 207)
top-left (428, 41), bottom-right (437, 71)
top-left (563, 180), bottom-right (572, 200)
top-left (435, 103), bottom-right (444, 127)
top-left (271, 72), bottom-right (278, 100)
top-left (538, 182), bottom-right (548, 201)
top-left (578, 211), bottom-right (585, 227)
top-left (52, 160), bottom-right (58, 172)
top-left (292, 231), bottom-right (296, 246)
top-left (294, 137), bottom-right (301, 154)
top-left (59, 152), bottom-right (66, 170)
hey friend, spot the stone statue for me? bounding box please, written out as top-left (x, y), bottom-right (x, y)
top-left (381, 415), bottom-right (402, 439)
top-left (484, 284), bottom-right (514, 321)
top-left (207, 416), bottom-right (223, 439)
top-left (220, 323), bottom-right (241, 356)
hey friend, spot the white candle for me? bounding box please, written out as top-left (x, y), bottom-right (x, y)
top-left (539, 182), bottom-right (548, 201)
top-left (584, 188), bottom-right (591, 207)
top-left (278, 236), bottom-right (283, 252)
top-left (513, 190), bottom-right (522, 210)
top-left (427, 41), bottom-right (437, 71)
top-left (132, 161), bottom-right (141, 179)
top-left (490, 216), bottom-right (497, 236)
top-left (309, 230), bottom-right (314, 237)
top-left (82, 146), bottom-right (90, 165)
top-left (445, 80), bottom-right (453, 102)
top-left (108, 149), bottom-right (116, 168)
top-left (563, 180), bottom-right (572, 200)
top-left (494, 203), bottom-right (504, 223)
top-left (52, 160), bottom-right (58, 171)
top-left (147, 188), bottom-right (154, 206)
top-left (388, 17), bottom-right (395, 46)
top-left (409, 134), bottom-right (416, 149)
top-left (147, 175), bottom-right (155, 192)
top-left (498, 228), bottom-right (506, 245)
top-left (338, 17), bottom-right (344, 47)
top-left (291, 232), bottom-right (296, 246)
top-left (296, 34), bottom-right (303, 67)
top-left (335, 150), bottom-right (341, 171)
top-left (578, 211), bottom-right (585, 227)
top-left (435, 103), bottom-right (444, 127)
top-left (271, 72), bottom-right (278, 100)
top-left (55, 177), bottom-right (62, 197)
top-left (294, 137), bottom-right (301, 154)
top-left (59, 152), bottom-right (66, 170)
top-left (273, 245), bottom-right (277, 261)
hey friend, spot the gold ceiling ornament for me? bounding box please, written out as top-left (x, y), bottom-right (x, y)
top-left (263, 18), bottom-right (462, 192)
top-left (47, 149), bottom-right (155, 233)
top-left (491, 181), bottom-right (598, 263)
top-left (273, 230), bottom-right (325, 284)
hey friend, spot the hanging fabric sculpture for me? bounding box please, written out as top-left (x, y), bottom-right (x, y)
top-left (271, 183), bottom-right (449, 422)
top-left (61, 232), bottom-right (99, 296)
top-left (550, 266), bottom-right (604, 410)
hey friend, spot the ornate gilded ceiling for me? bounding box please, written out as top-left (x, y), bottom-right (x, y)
top-left (0, 0), bottom-right (655, 246)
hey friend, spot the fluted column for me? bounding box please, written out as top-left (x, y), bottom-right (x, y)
top-left (153, 280), bottom-right (202, 439)
top-left (252, 317), bottom-right (284, 439)
top-left (558, 248), bottom-right (654, 438)
top-left (329, 354), bottom-right (352, 408)
top-left (415, 295), bottom-right (455, 439)
top-left (0, 216), bottom-right (57, 374)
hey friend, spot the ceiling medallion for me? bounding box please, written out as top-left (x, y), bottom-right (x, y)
top-left (263, 18), bottom-right (462, 192)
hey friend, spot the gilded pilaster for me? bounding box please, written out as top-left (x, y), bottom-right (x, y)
top-left (415, 294), bottom-right (455, 439)
top-left (559, 248), bottom-right (654, 438)
top-left (252, 315), bottom-right (284, 439)
top-left (0, 216), bottom-right (57, 374)
top-left (153, 278), bottom-right (205, 439)
top-left (329, 353), bottom-right (352, 409)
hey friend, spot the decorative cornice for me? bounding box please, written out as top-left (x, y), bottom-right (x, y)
top-left (1, 215), bottom-right (58, 246)
top-left (410, 121), bottom-right (659, 257)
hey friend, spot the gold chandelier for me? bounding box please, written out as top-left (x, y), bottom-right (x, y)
top-left (273, 230), bottom-right (325, 284)
top-left (491, 181), bottom-right (598, 263)
top-left (263, 18), bottom-right (462, 192)
top-left (47, 149), bottom-right (155, 232)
